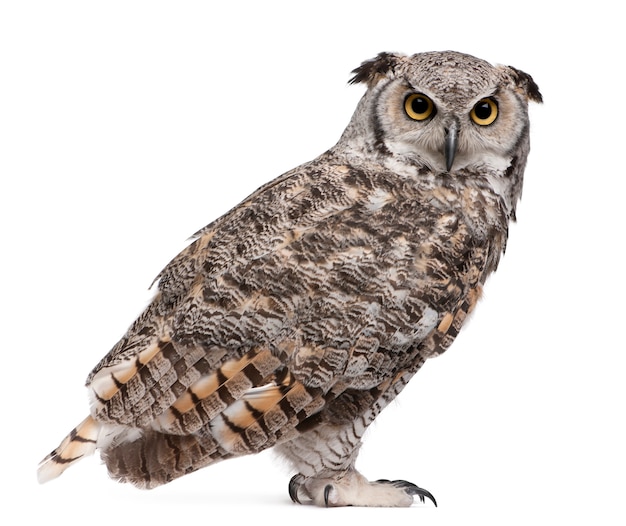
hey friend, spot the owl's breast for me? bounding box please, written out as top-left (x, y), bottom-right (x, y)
top-left (168, 161), bottom-right (507, 361)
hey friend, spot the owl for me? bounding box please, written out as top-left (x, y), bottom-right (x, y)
top-left (37, 51), bottom-right (542, 507)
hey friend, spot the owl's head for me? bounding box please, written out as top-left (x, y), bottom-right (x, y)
top-left (341, 51), bottom-right (542, 179)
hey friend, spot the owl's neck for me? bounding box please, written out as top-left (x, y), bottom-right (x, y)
top-left (333, 135), bottom-right (523, 225)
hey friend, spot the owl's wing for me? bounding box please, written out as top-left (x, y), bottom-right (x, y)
top-left (75, 154), bottom-right (500, 486)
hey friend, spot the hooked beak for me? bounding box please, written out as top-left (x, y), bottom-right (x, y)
top-left (444, 122), bottom-right (458, 172)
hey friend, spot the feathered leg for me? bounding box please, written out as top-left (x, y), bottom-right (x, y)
top-left (278, 419), bottom-right (435, 507)
top-left (277, 364), bottom-right (436, 507)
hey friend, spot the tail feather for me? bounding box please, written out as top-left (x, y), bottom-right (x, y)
top-left (37, 416), bottom-right (100, 484)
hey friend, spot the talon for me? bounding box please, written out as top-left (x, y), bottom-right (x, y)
top-left (323, 484), bottom-right (333, 507)
top-left (376, 479), bottom-right (437, 507)
top-left (404, 484), bottom-right (437, 507)
top-left (288, 474), bottom-right (303, 504)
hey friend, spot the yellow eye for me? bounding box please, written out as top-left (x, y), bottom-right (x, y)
top-left (404, 93), bottom-right (435, 121)
top-left (470, 98), bottom-right (498, 125)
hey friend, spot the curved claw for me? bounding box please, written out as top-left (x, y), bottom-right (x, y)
top-left (288, 474), bottom-right (304, 504)
top-left (400, 482), bottom-right (437, 507)
top-left (377, 479), bottom-right (437, 507)
top-left (323, 484), bottom-right (333, 507)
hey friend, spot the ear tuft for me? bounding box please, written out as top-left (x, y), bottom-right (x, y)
top-left (349, 52), bottom-right (402, 87)
top-left (507, 66), bottom-right (543, 103)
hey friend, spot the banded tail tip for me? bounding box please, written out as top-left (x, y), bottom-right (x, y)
top-left (37, 416), bottom-right (99, 484)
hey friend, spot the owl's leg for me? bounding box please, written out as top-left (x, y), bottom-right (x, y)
top-left (277, 365), bottom-right (433, 507)
top-left (276, 419), bottom-right (436, 507)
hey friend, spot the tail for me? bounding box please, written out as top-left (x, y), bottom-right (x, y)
top-left (37, 416), bottom-right (100, 484)
top-left (37, 415), bottom-right (251, 488)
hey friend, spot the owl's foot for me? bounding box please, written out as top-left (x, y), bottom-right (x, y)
top-left (288, 471), bottom-right (436, 507)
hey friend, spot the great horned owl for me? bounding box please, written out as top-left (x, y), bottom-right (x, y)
top-left (38, 51), bottom-right (542, 507)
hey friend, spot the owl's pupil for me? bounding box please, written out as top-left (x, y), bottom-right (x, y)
top-left (475, 102), bottom-right (492, 119)
top-left (411, 97), bottom-right (429, 114)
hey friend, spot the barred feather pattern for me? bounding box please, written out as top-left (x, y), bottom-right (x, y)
top-left (38, 50), bottom-right (541, 505)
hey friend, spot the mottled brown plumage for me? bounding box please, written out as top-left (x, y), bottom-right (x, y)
top-left (38, 50), bottom-right (541, 507)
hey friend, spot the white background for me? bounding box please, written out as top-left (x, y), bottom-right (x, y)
top-left (1, 1), bottom-right (624, 524)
